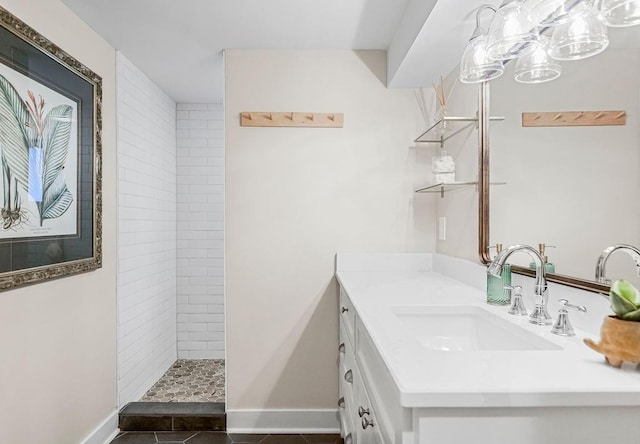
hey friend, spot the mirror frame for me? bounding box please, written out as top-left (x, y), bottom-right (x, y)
top-left (477, 82), bottom-right (609, 294)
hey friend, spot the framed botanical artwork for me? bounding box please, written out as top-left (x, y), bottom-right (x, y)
top-left (0, 7), bottom-right (102, 290)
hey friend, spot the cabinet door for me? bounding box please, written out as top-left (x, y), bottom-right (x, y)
top-left (353, 369), bottom-right (383, 444)
top-left (343, 431), bottom-right (355, 444)
top-left (339, 400), bottom-right (358, 444)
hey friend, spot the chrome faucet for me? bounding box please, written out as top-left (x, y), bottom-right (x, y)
top-left (595, 244), bottom-right (640, 285)
top-left (487, 244), bottom-right (552, 325)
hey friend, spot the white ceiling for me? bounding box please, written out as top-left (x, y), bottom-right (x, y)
top-left (61, 0), bottom-right (412, 103)
top-left (59, 1), bottom-right (640, 104)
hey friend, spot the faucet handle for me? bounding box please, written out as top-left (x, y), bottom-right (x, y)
top-left (505, 285), bottom-right (527, 316)
top-left (551, 299), bottom-right (587, 336)
top-left (558, 299), bottom-right (587, 313)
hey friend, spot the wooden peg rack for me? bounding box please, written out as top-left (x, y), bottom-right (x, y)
top-left (522, 110), bottom-right (626, 128)
top-left (240, 112), bottom-right (343, 128)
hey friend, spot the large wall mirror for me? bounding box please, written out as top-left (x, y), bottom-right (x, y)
top-left (482, 25), bottom-right (640, 293)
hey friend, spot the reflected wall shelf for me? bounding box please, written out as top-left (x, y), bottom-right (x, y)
top-left (416, 181), bottom-right (506, 198)
top-left (415, 115), bottom-right (504, 144)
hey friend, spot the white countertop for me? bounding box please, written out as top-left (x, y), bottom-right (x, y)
top-left (336, 254), bottom-right (640, 408)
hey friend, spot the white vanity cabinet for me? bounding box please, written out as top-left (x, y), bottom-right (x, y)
top-left (338, 287), bottom-right (384, 444)
top-left (339, 286), bottom-right (405, 444)
top-left (336, 254), bottom-right (640, 444)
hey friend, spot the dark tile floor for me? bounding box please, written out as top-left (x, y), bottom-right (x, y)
top-left (112, 432), bottom-right (343, 443)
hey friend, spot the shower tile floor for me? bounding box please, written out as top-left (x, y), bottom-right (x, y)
top-left (140, 359), bottom-right (225, 403)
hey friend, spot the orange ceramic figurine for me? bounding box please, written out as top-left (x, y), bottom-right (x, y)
top-left (584, 279), bottom-right (640, 367)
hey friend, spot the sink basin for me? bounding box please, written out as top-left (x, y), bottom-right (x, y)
top-left (392, 305), bottom-right (561, 352)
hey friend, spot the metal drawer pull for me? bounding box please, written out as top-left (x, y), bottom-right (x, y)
top-left (358, 406), bottom-right (370, 417)
top-left (344, 369), bottom-right (353, 383)
top-left (362, 416), bottom-right (375, 429)
top-left (338, 397), bottom-right (345, 408)
top-left (345, 433), bottom-right (353, 444)
top-left (338, 343), bottom-right (345, 353)
top-left (341, 306), bottom-right (349, 313)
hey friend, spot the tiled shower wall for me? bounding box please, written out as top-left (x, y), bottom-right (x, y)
top-left (176, 104), bottom-right (225, 359)
top-left (117, 52), bottom-right (178, 405)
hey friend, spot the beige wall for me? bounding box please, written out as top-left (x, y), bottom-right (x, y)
top-left (0, 1), bottom-right (117, 443)
top-left (225, 50), bottom-right (434, 410)
top-left (432, 72), bottom-right (483, 263)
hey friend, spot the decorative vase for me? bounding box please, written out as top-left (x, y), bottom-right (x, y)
top-left (584, 316), bottom-right (640, 367)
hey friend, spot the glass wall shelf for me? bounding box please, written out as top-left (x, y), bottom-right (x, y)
top-left (416, 181), bottom-right (506, 198)
top-left (415, 116), bottom-right (504, 144)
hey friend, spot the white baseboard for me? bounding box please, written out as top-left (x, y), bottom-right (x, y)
top-left (79, 409), bottom-right (119, 444)
top-left (226, 409), bottom-right (340, 434)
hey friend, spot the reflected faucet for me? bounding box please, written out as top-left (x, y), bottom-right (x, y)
top-left (487, 244), bottom-right (552, 325)
top-left (594, 244), bottom-right (640, 285)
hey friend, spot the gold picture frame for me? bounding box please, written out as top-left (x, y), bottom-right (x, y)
top-left (0, 6), bottom-right (102, 290)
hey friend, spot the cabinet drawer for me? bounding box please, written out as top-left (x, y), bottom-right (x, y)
top-left (340, 286), bottom-right (356, 344)
top-left (339, 359), bottom-right (355, 412)
top-left (339, 321), bottom-right (354, 362)
top-left (339, 395), bottom-right (357, 444)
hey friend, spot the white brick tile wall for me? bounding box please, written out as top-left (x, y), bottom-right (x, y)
top-left (176, 103), bottom-right (225, 359)
top-left (117, 52), bottom-right (177, 406)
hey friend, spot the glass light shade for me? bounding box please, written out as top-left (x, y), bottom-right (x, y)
top-left (486, 0), bottom-right (540, 60)
top-left (459, 35), bottom-right (505, 83)
top-left (549, 11), bottom-right (609, 60)
top-left (525, 0), bottom-right (596, 27)
top-left (599, 0), bottom-right (640, 27)
top-left (514, 38), bottom-right (562, 83)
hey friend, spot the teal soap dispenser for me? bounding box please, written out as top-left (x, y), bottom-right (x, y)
top-left (487, 243), bottom-right (512, 305)
top-left (529, 243), bottom-right (556, 273)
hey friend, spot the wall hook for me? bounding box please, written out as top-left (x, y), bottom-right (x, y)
top-left (522, 110), bottom-right (626, 127)
top-left (240, 111), bottom-right (343, 128)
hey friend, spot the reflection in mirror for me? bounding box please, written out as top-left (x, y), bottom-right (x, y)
top-left (489, 25), bottom-right (640, 291)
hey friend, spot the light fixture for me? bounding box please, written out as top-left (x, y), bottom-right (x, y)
top-left (599, 0), bottom-right (640, 27)
top-left (514, 36), bottom-right (562, 83)
top-left (548, 9), bottom-right (609, 60)
top-left (525, 0), bottom-right (597, 27)
top-left (458, 0), bottom-right (629, 86)
top-left (486, 0), bottom-right (540, 60)
top-left (459, 5), bottom-right (505, 83)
